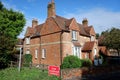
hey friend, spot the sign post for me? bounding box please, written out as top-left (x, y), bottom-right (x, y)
top-left (48, 65), bottom-right (60, 76)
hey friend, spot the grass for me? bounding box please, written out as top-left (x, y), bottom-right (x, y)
top-left (0, 67), bottom-right (60, 80)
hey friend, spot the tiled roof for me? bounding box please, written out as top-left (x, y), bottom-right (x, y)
top-left (84, 26), bottom-right (91, 34)
top-left (84, 26), bottom-right (95, 36)
top-left (53, 15), bottom-right (69, 30)
top-left (77, 23), bottom-right (90, 37)
top-left (82, 41), bottom-right (95, 52)
top-left (25, 15), bottom-right (95, 37)
top-left (73, 42), bottom-right (81, 47)
top-left (25, 27), bottom-right (34, 37)
top-left (65, 18), bottom-right (73, 27)
top-left (25, 23), bottom-right (44, 37)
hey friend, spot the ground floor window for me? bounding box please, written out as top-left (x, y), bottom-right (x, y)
top-left (42, 49), bottom-right (46, 58)
top-left (94, 48), bottom-right (97, 57)
top-left (26, 49), bottom-right (30, 54)
top-left (35, 49), bottom-right (38, 59)
top-left (85, 53), bottom-right (89, 59)
top-left (72, 46), bottom-right (80, 58)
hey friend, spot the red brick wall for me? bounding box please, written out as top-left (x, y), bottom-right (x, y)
top-left (23, 37), bottom-right (40, 64)
top-left (62, 66), bottom-right (120, 80)
top-left (41, 33), bottom-right (61, 66)
top-left (40, 17), bottom-right (62, 66)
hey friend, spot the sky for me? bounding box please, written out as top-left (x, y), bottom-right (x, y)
top-left (1, 0), bottom-right (120, 38)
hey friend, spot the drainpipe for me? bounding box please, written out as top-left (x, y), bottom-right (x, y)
top-left (39, 36), bottom-right (41, 64)
top-left (60, 30), bottom-right (63, 79)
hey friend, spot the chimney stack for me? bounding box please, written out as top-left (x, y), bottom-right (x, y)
top-left (32, 19), bottom-right (38, 28)
top-left (82, 18), bottom-right (88, 27)
top-left (47, 0), bottom-right (56, 18)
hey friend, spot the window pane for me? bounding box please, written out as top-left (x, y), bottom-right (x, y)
top-left (42, 49), bottom-right (46, 58)
top-left (72, 31), bottom-right (77, 40)
top-left (26, 38), bottom-right (30, 44)
top-left (35, 49), bottom-right (38, 59)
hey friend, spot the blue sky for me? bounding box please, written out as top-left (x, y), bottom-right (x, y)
top-left (1, 0), bottom-right (120, 38)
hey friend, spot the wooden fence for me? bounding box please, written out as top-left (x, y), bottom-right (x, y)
top-left (9, 61), bottom-right (49, 70)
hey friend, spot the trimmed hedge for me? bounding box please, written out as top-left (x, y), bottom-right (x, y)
top-left (61, 55), bottom-right (82, 69)
top-left (81, 59), bottom-right (92, 67)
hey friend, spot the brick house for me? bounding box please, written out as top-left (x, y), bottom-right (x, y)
top-left (23, 0), bottom-right (99, 66)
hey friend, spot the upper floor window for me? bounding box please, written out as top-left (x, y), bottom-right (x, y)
top-left (26, 37), bottom-right (30, 44)
top-left (42, 49), bottom-right (46, 59)
top-left (35, 49), bottom-right (38, 59)
top-left (72, 30), bottom-right (77, 40)
top-left (91, 36), bottom-right (95, 41)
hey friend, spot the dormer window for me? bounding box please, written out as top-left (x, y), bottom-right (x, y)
top-left (72, 30), bottom-right (77, 40)
top-left (26, 37), bottom-right (30, 44)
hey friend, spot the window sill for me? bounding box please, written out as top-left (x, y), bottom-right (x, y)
top-left (72, 40), bottom-right (78, 42)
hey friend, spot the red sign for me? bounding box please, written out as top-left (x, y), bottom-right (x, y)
top-left (48, 65), bottom-right (60, 76)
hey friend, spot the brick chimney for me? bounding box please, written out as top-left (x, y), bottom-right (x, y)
top-left (47, 0), bottom-right (56, 18)
top-left (32, 19), bottom-right (38, 28)
top-left (82, 18), bottom-right (88, 27)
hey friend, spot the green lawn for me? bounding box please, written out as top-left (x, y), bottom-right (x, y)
top-left (0, 67), bottom-right (59, 80)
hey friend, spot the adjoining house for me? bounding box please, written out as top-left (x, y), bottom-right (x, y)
top-left (23, 0), bottom-right (99, 66)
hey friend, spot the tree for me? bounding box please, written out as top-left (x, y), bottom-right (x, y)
top-left (0, 1), bottom-right (26, 68)
top-left (101, 28), bottom-right (120, 56)
top-left (96, 33), bottom-right (100, 39)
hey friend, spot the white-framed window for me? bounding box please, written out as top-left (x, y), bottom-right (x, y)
top-left (85, 53), bottom-right (89, 59)
top-left (35, 49), bottom-right (38, 59)
top-left (91, 35), bottom-right (95, 41)
top-left (26, 37), bottom-right (30, 44)
top-left (72, 30), bottom-right (77, 40)
top-left (26, 49), bottom-right (30, 54)
top-left (94, 48), bottom-right (97, 57)
top-left (42, 49), bottom-right (46, 58)
top-left (72, 46), bottom-right (80, 58)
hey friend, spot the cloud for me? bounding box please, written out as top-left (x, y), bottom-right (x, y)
top-left (63, 8), bottom-right (120, 34)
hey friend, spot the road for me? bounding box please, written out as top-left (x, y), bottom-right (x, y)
top-left (82, 71), bottom-right (120, 80)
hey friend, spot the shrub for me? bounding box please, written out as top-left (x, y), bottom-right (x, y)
top-left (81, 59), bottom-right (92, 67)
top-left (61, 55), bottom-right (82, 69)
top-left (24, 54), bottom-right (32, 67)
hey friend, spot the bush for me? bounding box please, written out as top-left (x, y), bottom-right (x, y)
top-left (81, 59), bottom-right (92, 67)
top-left (61, 55), bottom-right (82, 69)
top-left (24, 54), bottom-right (32, 67)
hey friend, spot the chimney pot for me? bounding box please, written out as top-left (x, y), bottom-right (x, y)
top-left (32, 19), bottom-right (38, 28)
top-left (47, 0), bottom-right (56, 18)
top-left (82, 18), bottom-right (88, 27)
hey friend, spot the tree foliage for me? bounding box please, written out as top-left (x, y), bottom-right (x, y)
top-left (101, 28), bottom-right (120, 55)
top-left (96, 33), bottom-right (100, 39)
top-left (0, 1), bottom-right (26, 68)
